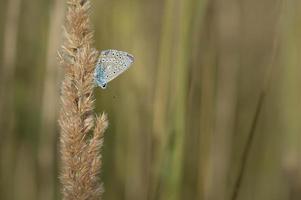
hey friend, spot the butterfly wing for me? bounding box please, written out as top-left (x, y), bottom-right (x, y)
top-left (94, 49), bottom-right (134, 89)
top-left (100, 49), bottom-right (134, 83)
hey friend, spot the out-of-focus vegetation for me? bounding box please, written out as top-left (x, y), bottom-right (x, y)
top-left (1, 0), bottom-right (301, 199)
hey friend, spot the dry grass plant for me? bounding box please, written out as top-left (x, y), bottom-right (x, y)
top-left (58, 0), bottom-right (108, 199)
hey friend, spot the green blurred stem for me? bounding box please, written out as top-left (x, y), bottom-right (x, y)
top-left (231, 21), bottom-right (280, 200)
top-left (165, 0), bottom-right (192, 199)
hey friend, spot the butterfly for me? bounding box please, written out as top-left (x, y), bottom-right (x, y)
top-left (94, 49), bottom-right (134, 89)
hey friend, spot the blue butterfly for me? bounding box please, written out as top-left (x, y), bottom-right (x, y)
top-left (94, 49), bottom-right (134, 89)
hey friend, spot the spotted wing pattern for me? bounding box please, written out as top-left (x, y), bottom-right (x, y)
top-left (94, 49), bottom-right (134, 89)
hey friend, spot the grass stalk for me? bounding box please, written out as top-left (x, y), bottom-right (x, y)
top-left (58, 0), bottom-right (108, 199)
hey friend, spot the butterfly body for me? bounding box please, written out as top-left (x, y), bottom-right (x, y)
top-left (94, 49), bottom-right (134, 89)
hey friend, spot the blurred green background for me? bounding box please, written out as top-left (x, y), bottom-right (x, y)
top-left (1, 0), bottom-right (301, 199)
